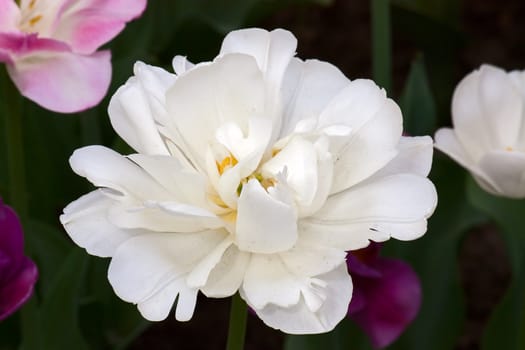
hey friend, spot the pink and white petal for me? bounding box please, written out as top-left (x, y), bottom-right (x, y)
top-left (69, 145), bottom-right (168, 200)
top-left (0, 0), bottom-right (20, 32)
top-left (313, 174), bottom-right (437, 244)
top-left (246, 263), bottom-right (352, 334)
top-left (201, 246), bottom-right (250, 298)
top-left (279, 58), bottom-right (350, 137)
top-left (165, 54), bottom-right (266, 170)
top-left (108, 230), bottom-right (227, 320)
top-left (236, 179), bottom-right (298, 254)
top-left (373, 136), bottom-right (434, 178)
top-left (478, 151), bottom-right (525, 198)
top-left (60, 190), bottom-right (144, 257)
top-left (331, 98), bottom-right (402, 193)
top-left (108, 62), bottom-right (175, 156)
top-left (7, 49), bottom-right (111, 113)
top-left (54, 0), bottom-right (147, 54)
top-left (434, 128), bottom-right (500, 193)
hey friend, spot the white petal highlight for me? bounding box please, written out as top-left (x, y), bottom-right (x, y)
top-left (236, 179), bottom-right (298, 254)
top-left (60, 190), bottom-right (141, 257)
top-left (246, 264), bottom-right (352, 334)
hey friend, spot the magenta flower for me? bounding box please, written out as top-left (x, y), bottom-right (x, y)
top-left (0, 0), bottom-right (146, 113)
top-left (0, 198), bottom-right (38, 321)
top-left (346, 243), bottom-right (421, 349)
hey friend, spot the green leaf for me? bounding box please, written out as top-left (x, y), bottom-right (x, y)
top-left (399, 55), bottom-right (437, 136)
top-left (466, 178), bottom-right (525, 350)
top-left (32, 249), bottom-right (89, 350)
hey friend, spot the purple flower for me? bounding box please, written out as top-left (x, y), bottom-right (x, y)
top-left (346, 243), bottom-right (421, 349)
top-left (0, 198), bottom-right (38, 321)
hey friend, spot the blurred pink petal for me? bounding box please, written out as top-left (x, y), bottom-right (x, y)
top-left (347, 244), bottom-right (421, 348)
top-left (54, 0), bottom-right (147, 54)
top-left (0, 199), bottom-right (38, 321)
top-left (0, 0), bottom-right (146, 113)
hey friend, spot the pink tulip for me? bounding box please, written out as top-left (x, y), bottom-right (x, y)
top-left (0, 0), bottom-right (146, 113)
top-left (346, 243), bottom-right (422, 349)
top-left (0, 198), bottom-right (37, 321)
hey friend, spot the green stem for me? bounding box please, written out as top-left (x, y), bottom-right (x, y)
top-left (226, 293), bottom-right (248, 350)
top-left (371, 0), bottom-right (392, 93)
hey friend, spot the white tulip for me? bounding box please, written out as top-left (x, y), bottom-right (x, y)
top-left (60, 28), bottom-right (437, 334)
top-left (435, 64), bottom-right (525, 198)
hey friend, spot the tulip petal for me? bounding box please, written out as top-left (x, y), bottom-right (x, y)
top-left (478, 151), bottom-right (525, 198)
top-left (236, 179), bottom-right (298, 254)
top-left (434, 128), bottom-right (500, 193)
top-left (244, 263), bottom-right (352, 334)
top-left (0, 199), bottom-right (24, 262)
top-left (373, 136), bottom-right (433, 178)
top-left (349, 258), bottom-right (421, 349)
top-left (0, 257), bottom-right (38, 322)
top-left (109, 62), bottom-right (174, 156)
top-left (0, 0), bottom-right (20, 32)
top-left (280, 58), bottom-right (350, 137)
top-left (165, 54), bottom-right (266, 170)
top-left (308, 174), bottom-right (437, 250)
top-left (331, 98), bottom-right (402, 193)
top-left (54, 0), bottom-right (147, 54)
top-left (201, 246), bottom-right (250, 298)
top-left (7, 49), bottom-right (111, 113)
top-left (60, 190), bottom-right (143, 257)
top-left (108, 230), bottom-right (227, 321)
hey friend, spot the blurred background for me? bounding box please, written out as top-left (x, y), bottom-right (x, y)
top-left (2, 0), bottom-right (525, 349)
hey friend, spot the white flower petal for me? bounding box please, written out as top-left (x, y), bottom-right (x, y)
top-left (280, 241), bottom-right (346, 278)
top-left (331, 98), bottom-right (402, 193)
top-left (236, 179), bottom-right (298, 254)
top-left (373, 136), bottom-right (434, 178)
top-left (245, 263), bottom-right (352, 334)
top-left (107, 201), bottom-right (221, 233)
top-left (172, 55), bottom-right (194, 76)
top-left (478, 151), bottom-right (525, 198)
top-left (60, 190), bottom-right (141, 257)
top-left (108, 230), bottom-right (227, 320)
top-left (128, 154), bottom-right (209, 208)
top-left (201, 246), bottom-right (250, 298)
top-left (262, 136), bottom-right (318, 208)
top-left (220, 28), bottom-right (296, 101)
top-left (186, 236), bottom-right (234, 288)
top-left (434, 128), bottom-right (499, 193)
top-left (279, 58), bottom-right (350, 137)
top-left (476, 65), bottom-right (523, 148)
top-left (137, 277), bottom-right (197, 322)
top-left (108, 61), bottom-right (174, 155)
top-left (165, 53), bottom-right (266, 170)
top-left (312, 174), bottom-right (437, 248)
top-left (69, 145), bottom-right (168, 201)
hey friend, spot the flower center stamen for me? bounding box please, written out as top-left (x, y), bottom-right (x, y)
top-left (216, 155), bottom-right (238, 175)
